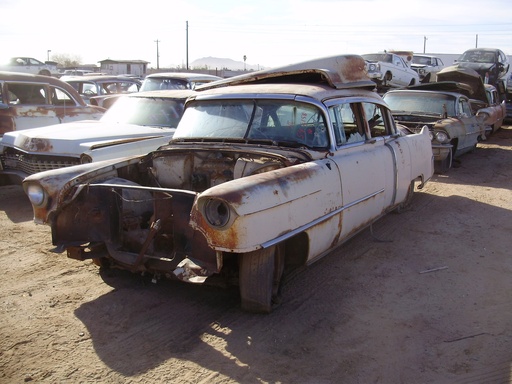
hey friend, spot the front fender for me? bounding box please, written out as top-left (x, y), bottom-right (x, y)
top-left (190, 160), bottom-right (342, 253)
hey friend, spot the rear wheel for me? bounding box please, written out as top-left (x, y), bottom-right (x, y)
top-left (239, 245), bottom-right (284, 313)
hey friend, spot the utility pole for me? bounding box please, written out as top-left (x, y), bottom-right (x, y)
top-left (186, 21), bottom-right (189, 70)
top-left (154, 39), bottom-right (160, 69)
top-left (423, 36), bottom-right (427, 54)
top-left (475, 34), bottom-right (478, 48)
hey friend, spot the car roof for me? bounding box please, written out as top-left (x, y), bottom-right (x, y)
top-left (462, 48), bottom-right (501, 53)
top-left (197, 54), bottom-right (375, 92)
top-left (384, 88), bottom-right (466, 99)
top-left (192, 82), bottom-right (382, 105)
top-left (63, 75), bottom-right (141, 82)
top-left (144, 72), bottom-right (222, 81)
top-left (126, 89), bottom-right (197, 99)
top-left (0, 71), bottom-right (88, 105)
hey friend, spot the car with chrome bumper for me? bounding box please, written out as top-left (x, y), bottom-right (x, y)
top-left (0, 90), bottom-right (195, 185)
top-left (23, 55), bottom-right (433, 313)
top-left (362, 52), bottom-right (419, 90)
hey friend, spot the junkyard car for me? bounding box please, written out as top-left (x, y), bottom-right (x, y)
top-left (437, 65), bottom-right (505, 135)
top-left (0, 57), bottom-right (59, 77)
top-left (411, 54), bottom-right (444, 83)
top-left (383, 70), bottom-right (486, 173)
top-left (456, 48), bottom-right (510, 96)
top-left (0, 71), bottom-right (105, 136)
top-left (22, 55), bottom-right (433, 313)
top-left (62, 75), bottom-right (141, 107)
top-left (473, 84), bottom-right (506, 135)
top-left (362, 52), bottom-right (420, 89)
top-left (139, 72), bottom-right (223, 92)
top-left (0, 90), bottom-right (194, 185)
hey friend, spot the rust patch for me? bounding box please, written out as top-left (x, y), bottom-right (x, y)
top-left (341, 56), bottom-right (368, 82)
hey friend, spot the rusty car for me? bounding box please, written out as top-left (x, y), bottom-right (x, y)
top-left (437, 65), bottom-right (506, 135)
top-left (383, 65), bottom-right (490, 173)
top-left (0, 89), bottom-right (195, 185)
top-left (0, 71), bottom-right (105, 136)
top-left (456, 48), bottom-right (509, 95)
top-left (362, 52), bottom-right (419, 90)
top-left (22, 55), bottom-right (434, 313)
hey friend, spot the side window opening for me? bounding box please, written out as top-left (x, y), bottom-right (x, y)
top-left (51, 87), bottom-right (75, 106)
top-left (6, 83), bottom-right (47, 105)
top-left (362, 102), bottom-right (394, 138)
top-left (329, 102), bottom-right (366, 145)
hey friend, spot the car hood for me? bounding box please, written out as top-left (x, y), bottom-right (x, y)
top-left (434, 65), bottom-right (488, 103)
top-left (456, 61), bottom-right (494, 74)
top-left (1, 120), bottom-right (175, 154)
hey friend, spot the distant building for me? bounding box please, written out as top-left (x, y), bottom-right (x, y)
top-left (98, 59), bottom-right (149, 77)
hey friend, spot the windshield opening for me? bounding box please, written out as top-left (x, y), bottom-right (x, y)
top-left (174, 99), bottom-right (330, 149)
top-left (384, 92), bottom-right (456, 116)
top-left (140, 78), bottom-right (190, 92)
top-left (100, 96), bottom-right (185, 127)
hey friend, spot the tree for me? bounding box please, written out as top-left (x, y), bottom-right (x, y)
top-left (50, 53), bottom-right (82, 68)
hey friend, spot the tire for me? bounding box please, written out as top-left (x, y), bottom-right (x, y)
top-left (395, 181), bottom-right (415, 213)
top-left (384, 72), bottom-right (392, 86)
top-left (39, 69), bottom-right (51, 76)
top-left (434, 148), bottom-right (453, 174)
top-left (239, 245), bottom-right (284, 313)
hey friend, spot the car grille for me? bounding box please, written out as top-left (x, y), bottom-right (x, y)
top-left (1, 148), bottom-right (80, 176)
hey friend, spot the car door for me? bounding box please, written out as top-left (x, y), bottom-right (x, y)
top-left (50, 85), bottom-right (103, 124)
top-left (458, 97), bottom-right (482, 149)
top-left (327, 100), bottom-right (392, 241)
top-left (5, 81), bottom-right (60, 131)
top-left (393, 56), bottom-right (409, 86)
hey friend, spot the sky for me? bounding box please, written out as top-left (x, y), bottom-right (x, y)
top-left (1, 0), bottom-right (511, 69)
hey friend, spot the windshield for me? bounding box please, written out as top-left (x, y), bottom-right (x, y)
top-left (384, 92), bottom-right (456, 116)
top-left (100, 96), bottom-right (186, 128)
top-left (412, 56), bottom-right (431, 65)
top-left (362, 53), bottom-right (392, 63)
top-left (174, 99), bottom-right (330, 149)
top-left (459, 50), bottom-right (496, 64)
top-left (140, 78), bottom-right (190, 92)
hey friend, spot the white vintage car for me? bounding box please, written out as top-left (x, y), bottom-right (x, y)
top-left (411, 54), bottom-right (445, 83)
top-left (0, 57), bottom-right (59, 76)
top-left (0, 89), bottom-right (195, 185)
top-left (23, 55), bottom-right (433, 313)
top-left (362, 52), bottom-right (420, 89)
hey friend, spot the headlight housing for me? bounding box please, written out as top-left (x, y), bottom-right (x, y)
top-left (80, 154), bottom-right (93, 164)
top-left (433, 131), bottom-right (450, 143)
top-left (203, 198), bottom-right (231, 228)
top-left (26, 183), bottom-right (47, 206)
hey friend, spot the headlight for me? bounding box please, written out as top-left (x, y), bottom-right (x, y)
top-left (26, 183), bottom-right (46, 206)
top-left (80, 154), bottom-right (93, 164)
top-left (435, 131), bottom-right (449, 143)
top-left (204, 198), bottom-right (230, 228)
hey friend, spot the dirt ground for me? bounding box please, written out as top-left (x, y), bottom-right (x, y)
top-left (1, 125), bottom-right (512, 384)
